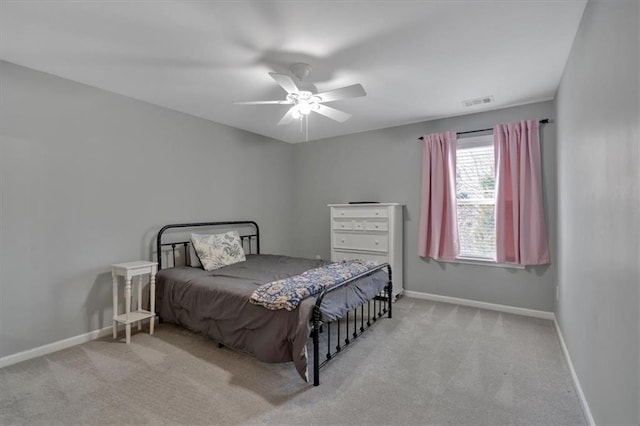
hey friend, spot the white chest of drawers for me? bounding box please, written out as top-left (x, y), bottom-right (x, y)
top-left (329, 203), bottom-right (403, 299)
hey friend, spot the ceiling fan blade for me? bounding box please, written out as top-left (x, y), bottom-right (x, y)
top-left (314, 104), bottom-right (352, 123)
top-left (315, 84), bottom-right (366, 103)
top-left (277, 106), bottom-right (299, 126)
top-left (233, 100), bottom-right (292, 105)
top-left (269, 73), bottom-right (300, 94)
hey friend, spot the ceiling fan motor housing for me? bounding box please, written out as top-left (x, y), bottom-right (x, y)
top-left (290, 63), bottom-right (312, 81)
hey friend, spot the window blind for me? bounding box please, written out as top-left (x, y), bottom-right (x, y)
top-left (456, 140), bottom-right (496, 259)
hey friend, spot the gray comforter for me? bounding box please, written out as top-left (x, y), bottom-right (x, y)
top-left (156, 254), bottom-right (387, 381)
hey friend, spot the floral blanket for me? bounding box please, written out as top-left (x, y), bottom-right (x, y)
top-left (249, 260), bottom-right (381, 311)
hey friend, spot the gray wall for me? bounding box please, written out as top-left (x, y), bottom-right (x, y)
top-left (0, 61), bottom-right (295, 358)
top-left (555, 0), bottom-right (640, 424)
top-left (292, 101), bottom-right (557, 312)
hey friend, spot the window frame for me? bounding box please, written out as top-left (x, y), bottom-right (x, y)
top-left (453, 134), bottom-right (523, 269)
top-left (455, 134), bottom-right (496, 260)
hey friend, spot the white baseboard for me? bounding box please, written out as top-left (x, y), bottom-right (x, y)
top-left (404, 290), bottom-right (555, 319)
top-left (554, 318), bottom-right (596, 426)
top-left (0, 319), bottom-right (158, 369)
top-left (0, 325), bottom-right (114, 368)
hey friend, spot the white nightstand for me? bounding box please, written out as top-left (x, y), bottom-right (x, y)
top-left (111, 261), bottom-right (158, 344)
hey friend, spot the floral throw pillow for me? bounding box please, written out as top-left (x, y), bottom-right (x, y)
top-left (190, 231), bottom-right (246, 271)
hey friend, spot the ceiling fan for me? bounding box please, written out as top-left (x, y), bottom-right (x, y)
top-left (234, 63), bottom-right (366, 126)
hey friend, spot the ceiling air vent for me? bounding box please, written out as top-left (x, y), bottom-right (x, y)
top-left (462, 95), bottom-right (494, 108)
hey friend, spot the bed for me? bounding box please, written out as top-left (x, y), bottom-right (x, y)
top-left (155, 221), bottom-right (392, 386)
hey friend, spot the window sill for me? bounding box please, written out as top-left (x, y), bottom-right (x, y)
top-left (438, 256), bottom-right (526, 270)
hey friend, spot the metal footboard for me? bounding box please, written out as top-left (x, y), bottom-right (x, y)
top-left (312, 263), bottom-right (392, 386)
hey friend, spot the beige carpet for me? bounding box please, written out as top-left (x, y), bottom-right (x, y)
top-left (0, 298), bottom-right (586, 425)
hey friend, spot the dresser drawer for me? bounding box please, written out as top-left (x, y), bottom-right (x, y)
top-left (332, 250), bottom-right (389, 265)
top-left (365, 221), bottom-right (388, 232)
top-left (353, 221), bottom-right (366, 231)
top-left (333, 232), bottom-right (388, 252)
top-left (332, 207), bottom-right (388, 219)
top-left (333, 219), bottom-right (388, 232)
top-left (332, 219), bottom-right (353, 231)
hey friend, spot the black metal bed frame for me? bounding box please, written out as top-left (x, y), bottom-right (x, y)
top-left (156, 220), bottom-right (392, 386)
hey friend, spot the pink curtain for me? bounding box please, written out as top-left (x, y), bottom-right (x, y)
top-left (418, 131), bottom-right (459, 260)
top-left (494, 120), bottom-right (550, 265)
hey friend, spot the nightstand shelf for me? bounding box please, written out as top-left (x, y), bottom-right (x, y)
top-left (114, 310), bottom-right (155, 324)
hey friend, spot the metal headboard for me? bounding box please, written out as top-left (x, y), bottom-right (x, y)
top-left (156, 221), bottom-right (260, 270)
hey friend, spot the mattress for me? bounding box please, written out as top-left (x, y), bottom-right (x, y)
top-left (155, 254), bottom-right (387, 380)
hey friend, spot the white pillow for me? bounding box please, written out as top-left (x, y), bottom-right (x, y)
top-left (190, 231), bottom-right (246, 271)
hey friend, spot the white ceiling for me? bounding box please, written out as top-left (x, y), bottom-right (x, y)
top-left (0, 1), bottom-right (586, 143)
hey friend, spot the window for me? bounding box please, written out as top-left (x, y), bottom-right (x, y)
top-left (456, 135), bottom-right (496, 259)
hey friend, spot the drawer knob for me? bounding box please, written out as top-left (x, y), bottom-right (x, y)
top-left (375, 240), bottom-right (379, 245)
top-left (375, 212), bottom-right (379, 216)
top-left (341, 239), bottom-right (345, 243)
top-left (341, 224), bottom-right (345, 228)
top-left (375, 225), bottom-right (379, 229)
top-left (341, 212), bottom-right (344, 216)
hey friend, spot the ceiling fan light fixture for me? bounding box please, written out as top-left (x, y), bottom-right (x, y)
top-left (297, 101), bottom-right (312, 115)
top-left (288, 91), bottom-right (319, 118)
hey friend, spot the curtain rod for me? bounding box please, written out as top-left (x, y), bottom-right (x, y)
top-left (417, 119), bottom-right (550, 140)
